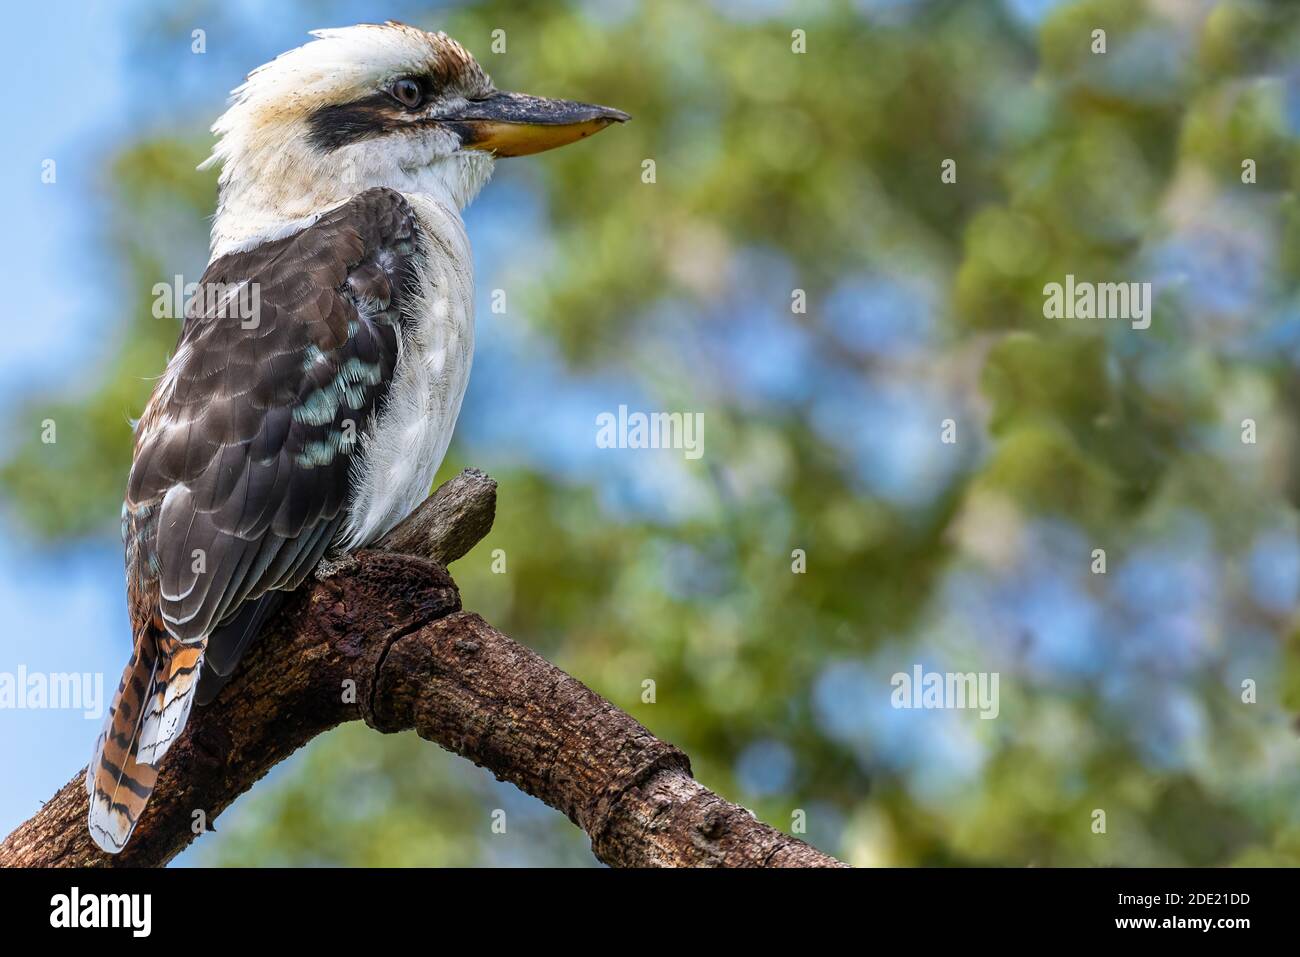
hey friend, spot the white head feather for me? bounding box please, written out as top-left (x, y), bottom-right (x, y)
top-left (203, 22), bottom-right (497, 258)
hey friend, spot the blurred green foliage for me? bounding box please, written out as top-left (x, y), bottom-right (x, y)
top-left (5, 0), bottom-right (1300, 866)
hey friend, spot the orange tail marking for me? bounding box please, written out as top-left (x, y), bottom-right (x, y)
top-left (87, 629), bottom-right (205, 853)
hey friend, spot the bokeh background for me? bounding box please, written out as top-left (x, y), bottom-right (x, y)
top-left (2, 0), bottom-right (1299, 866)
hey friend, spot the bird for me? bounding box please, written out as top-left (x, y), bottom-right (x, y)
top-left (86, 21), bottom-right (627, 853)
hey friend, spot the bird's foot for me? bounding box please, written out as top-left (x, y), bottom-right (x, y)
top-left (314, 548), bottom-right (359, 580)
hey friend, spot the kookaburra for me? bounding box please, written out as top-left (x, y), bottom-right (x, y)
top-left (87, 21), bottom-right (626, 853)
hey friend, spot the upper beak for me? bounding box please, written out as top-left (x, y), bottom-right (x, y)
top-left (445, 91), bottom-right (630, 157)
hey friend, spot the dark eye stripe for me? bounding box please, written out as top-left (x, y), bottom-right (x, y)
top-left (306, 93), bottom-right (404, 152)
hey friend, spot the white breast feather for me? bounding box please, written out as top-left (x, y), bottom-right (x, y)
top-left (339, 193), bottom-right (475, 549)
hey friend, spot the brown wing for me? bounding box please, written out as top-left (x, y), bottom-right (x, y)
top-left (124, 187), bottom-right (417, 645)
top-left (87, 188), bottom-right (419, 853)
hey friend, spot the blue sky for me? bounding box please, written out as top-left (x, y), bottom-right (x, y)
top-left (0, 0), bottom-right (137, 838)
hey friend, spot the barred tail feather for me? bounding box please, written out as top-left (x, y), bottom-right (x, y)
top-left (86, 632), bottom-right (205, 853)
top-left (137, 639), bottom-right (204, 764)
top-left (87, 638), bottom-right (159, 853)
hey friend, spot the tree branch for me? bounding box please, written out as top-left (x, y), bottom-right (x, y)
top-left (0, 470), bottom-right (845, 868)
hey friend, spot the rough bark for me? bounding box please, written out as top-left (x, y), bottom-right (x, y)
top-left (0, 470), bottom-right (845, 868)
top-left (373, 466), bottom-right (497, 564)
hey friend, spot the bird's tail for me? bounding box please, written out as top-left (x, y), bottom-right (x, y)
top-left (86, 626), bottom-right (205, 853)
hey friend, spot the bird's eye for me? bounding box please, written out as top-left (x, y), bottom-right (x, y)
top-left (391, 78), bottom-right (423, 109)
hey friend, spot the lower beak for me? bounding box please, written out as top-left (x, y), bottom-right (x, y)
top-left (446, 92), bottom-right (630, 157)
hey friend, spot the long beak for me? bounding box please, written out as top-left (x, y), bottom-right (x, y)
top-left (446, 92), bottom-right (629, 157)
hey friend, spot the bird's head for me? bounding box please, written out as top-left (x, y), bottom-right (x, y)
top-left (204, 22), bottom-right (628, 256)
